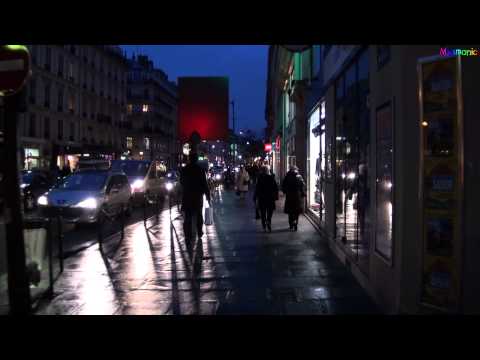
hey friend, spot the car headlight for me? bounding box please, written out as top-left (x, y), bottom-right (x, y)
top-left (131, 179), bottom-right (144, 190)
top-left (166, 182), bottom-right (174, 191)
top-left (75, 197), bottom-right (97, 209)
top-left (37, 195), bottom-right (48, 206)
top-left (215, 174), bottom-right (221, 180)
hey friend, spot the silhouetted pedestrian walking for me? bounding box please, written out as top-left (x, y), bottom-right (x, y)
top-left (254, 165), bottom-right (278, 232)
top-left (236, 165), bottom-right (250, 199)
top-left (180, 153), bottom-right (211, 240)
top-left (282, 166), bottom-right (306, 231)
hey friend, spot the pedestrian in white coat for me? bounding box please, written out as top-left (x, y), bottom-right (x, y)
top-left (236, 166), bottom-right (250, 199)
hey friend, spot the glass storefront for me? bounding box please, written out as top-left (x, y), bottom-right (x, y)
top-left (307, 103), bottom-right (326, 223)
top-left (24, 148), bottom-right (40, 170)
top-left (334, 49), bottom-right (371, 274)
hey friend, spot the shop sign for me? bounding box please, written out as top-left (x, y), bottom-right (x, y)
top-left (264, 143), bottom-right (272, 152)
top-left (418, 55), bottom-right (463, 312)
top-left (275, 136), bottom-right (281, 151)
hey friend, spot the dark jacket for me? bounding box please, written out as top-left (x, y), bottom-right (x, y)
top-left (180, 163), bottom-right (210, 212)
top-left (253, 173), bottom-right (279, 210)
top-left (282, 170), bottom-right (306, 214)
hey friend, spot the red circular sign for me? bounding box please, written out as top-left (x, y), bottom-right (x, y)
top-left (0, 45), bottom-right (31, 96)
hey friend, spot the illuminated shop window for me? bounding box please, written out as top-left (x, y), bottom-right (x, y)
top-left (126, 137), bottom-right (133, 149)
top-left (142, 104), bottom-right (149, 113)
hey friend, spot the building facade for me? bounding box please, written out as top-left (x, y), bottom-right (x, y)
top-left (21, 45), bottom-right (129, 171)
top-left (266, 45), bottom-right (480, 314)
top-left (265, 46), bottom-right (318, 183)
top-left (125, 55), bottom-right (178, 168)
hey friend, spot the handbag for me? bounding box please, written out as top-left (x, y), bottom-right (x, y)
top-left (204, 206), bottom-right (213, 225)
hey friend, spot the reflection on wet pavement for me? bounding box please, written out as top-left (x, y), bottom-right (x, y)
top-left (36, 189), bottom-right (379, 315)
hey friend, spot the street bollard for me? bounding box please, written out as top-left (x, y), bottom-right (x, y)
top-left (143, 195), bottom-right (147, 227)
top-left (57, 216), bottom-right (63, 273)
top-left (121, 206), bottom-right (125, 239)
top-left (47, 218), bottom-right (54, 298)
top-left (97, 212), bottom-right (104, 248)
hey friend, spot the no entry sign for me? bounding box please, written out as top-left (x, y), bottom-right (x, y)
top-left (0, 45), bottom-right (31, 97)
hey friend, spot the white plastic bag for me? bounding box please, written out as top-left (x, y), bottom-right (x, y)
top-left (24, 228), bottom-right (47, 271)
top-left (204, 207), bottom-right (213, 226)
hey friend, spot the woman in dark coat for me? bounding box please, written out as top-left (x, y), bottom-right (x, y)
top-left (253, 165), bottom-right (279, 232)
top-left (282, 166), bottom-right (306, 231)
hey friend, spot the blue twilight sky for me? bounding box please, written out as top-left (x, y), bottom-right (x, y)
top-left (121, 45), bottom-right (269, 138)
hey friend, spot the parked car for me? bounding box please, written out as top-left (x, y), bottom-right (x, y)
top-left (77, 158), bottom-right (110, 171)
top-left (165, 170), bottom-right (180, 195)
top-left (20, 170), bottom-right (55, 212)
top-left (37, 169), bottom-right (132, 225)
top-left (110, 160), bottom-right (166, 205)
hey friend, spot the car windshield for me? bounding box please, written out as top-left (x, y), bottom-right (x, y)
top-left (56, 173), bottom-right (107, 191)
top-left (22, 173), bottom-right (35, 184)
top-left (111, 161), bottom-right (150, 177)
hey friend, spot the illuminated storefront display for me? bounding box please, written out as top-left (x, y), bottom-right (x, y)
top-left (307, 103), bottom-right (326, 223)
top-left (24, 148), bottom-right (40, 170)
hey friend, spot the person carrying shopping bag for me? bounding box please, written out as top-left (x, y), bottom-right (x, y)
top-left (180, 153), bottom-right (211, 240)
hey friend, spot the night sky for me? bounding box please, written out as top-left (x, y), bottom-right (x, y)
top-left (121, 45), bottom-right (269, 138)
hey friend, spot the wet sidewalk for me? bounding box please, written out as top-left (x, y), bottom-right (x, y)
top-left (36, 189), bottom-right (380, 315)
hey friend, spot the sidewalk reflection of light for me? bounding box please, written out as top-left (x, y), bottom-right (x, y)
top-left (128, 225), bottom-right (155, 279)
top-left (76, 249), bottom-right (119, 314)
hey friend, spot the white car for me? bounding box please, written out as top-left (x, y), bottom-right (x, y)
top-left (38, 170), bottom-right (132, 225)
top-left (111, 160), bottom-right (166, 205)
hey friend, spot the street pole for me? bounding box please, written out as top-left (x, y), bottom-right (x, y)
top-left (231, 100), bottom-right (235, 168)
top-left (3, 89), bottom-right (31, 314)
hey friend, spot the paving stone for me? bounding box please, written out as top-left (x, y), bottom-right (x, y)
top-left (35, 190), bottom-right (379, 315)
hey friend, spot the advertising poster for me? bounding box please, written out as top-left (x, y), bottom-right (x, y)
top-left (419, 56), bottom-right (461, 311)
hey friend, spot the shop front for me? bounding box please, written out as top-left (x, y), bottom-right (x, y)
top-left (333, 48), bottom-right (371, 275)
top-left (22, 141), bottom-right (51, 171)
top-left (306, 100), bottom-right (326, 226)
top-left (24, 147), bottom-right (41, 170)
top-left (272, 135), bottom-right (281, 181)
